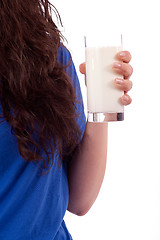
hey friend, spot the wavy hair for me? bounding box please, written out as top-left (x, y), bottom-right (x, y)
top-left (0, 0), bottom-right (82, 173)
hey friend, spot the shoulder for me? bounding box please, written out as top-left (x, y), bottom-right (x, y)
top-left (57, 43), bottom-right (79, 86)
top-left (57, 43), bottom-right (72, 67)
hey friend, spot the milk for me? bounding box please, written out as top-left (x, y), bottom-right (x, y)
top-left (85, 46), bottom-right (124, 113)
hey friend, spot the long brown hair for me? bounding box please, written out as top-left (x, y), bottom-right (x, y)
top-left (0, 0), bottom-right (82, 172)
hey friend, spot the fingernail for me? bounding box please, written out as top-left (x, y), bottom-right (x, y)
top-left (114, 78), bottom-right (123, 84)
top-left (119, 51), bottom-right (126, 57)
top-left (123, 95), bottom-right (129, 102)
top-left (113, 62), bottom-right (121, 68)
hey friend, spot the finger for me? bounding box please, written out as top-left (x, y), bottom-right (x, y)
top-left (120, 93), bottom-right (132, 106)
top-left (116, 51), bottom-right (132, 63)
top-left (114, 78), bottom-right (133, 92)
top-left (79, 62), bottom-right (86, 75)
top-left (112, 62), bottom-right (133, 79)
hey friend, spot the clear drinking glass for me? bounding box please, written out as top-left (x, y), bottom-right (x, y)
top-left (85, 33), bottom-right (124, 122)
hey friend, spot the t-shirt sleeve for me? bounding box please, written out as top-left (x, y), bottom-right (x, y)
top-left (57, 44), bottom-right (87, 143)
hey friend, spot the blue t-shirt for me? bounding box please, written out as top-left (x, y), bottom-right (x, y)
top-left (0, 45), bottom-right (86, 240)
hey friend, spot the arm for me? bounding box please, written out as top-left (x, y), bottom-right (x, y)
top-left (67, 122), bottom-right (108, 216)
top-left (67, 51), bottom-right (133, 216)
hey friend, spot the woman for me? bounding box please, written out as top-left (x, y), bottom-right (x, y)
top-left (0, 1), bottom-right (133, 239)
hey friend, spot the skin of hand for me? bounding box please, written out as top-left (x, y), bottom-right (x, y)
top-left (79, 50), bottom-right (133, 106)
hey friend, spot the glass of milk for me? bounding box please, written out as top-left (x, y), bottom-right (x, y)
top-left (85, 33), bottom-right (124, 122)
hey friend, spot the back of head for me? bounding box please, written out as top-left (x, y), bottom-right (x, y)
top-left (0, 0), bottom-right (81, 173)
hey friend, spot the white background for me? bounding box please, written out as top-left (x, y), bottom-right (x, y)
top-left (51, 0), bottom-right (160, 239)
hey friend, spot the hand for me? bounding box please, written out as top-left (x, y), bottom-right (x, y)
top-left (79, 50), bottom-right (133, 106)
top-left (112, 51), bottom-right (133, 105)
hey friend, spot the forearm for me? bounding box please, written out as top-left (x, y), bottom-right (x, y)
top-left (67, 121), bottom-right (108, 216)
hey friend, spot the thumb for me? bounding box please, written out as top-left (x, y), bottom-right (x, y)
top-left (79, 62), bottom-right (86, 75)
